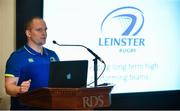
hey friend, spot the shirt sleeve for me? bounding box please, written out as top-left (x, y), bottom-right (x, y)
top-left (5, 53), bottom-right (22, 77)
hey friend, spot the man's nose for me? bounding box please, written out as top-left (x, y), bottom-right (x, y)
top-left (42, 30), bottom-right (47, 35)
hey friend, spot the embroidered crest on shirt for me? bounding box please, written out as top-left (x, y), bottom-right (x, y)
top-left (28, 58), bottom-right (34, 63)
top-left (50, 57), bottom-right (56, 62)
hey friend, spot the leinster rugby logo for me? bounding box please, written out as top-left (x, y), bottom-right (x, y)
top-left (100, 6), bottom-right (144, 36)
top-left (99, 6), bottom-right (145, 53)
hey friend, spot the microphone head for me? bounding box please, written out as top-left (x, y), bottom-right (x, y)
top-left (52, 40), bottom-right (57, 44)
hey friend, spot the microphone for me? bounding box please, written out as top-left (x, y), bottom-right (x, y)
top-left (53, 40), bottom-right (106, 87)
top-left (52, 40), bottom-right (105, 63)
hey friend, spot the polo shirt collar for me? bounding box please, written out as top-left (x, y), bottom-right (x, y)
top-left (24, 44), bottom-right (48, 56)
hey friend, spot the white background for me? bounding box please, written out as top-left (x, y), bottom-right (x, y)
top-left (44, 0), bottom-right (180, 93)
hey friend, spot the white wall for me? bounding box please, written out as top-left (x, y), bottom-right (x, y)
top-left (0, 0), bottom-right (16, 109)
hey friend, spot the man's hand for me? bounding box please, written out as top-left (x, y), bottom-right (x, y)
top-left (5, 77), bottom-right (31, 96)
top-left (19, 79), bottom-right (31, 93)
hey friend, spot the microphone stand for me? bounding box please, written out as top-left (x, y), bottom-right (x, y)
top-left (93, 58), bottom-right (98, 87)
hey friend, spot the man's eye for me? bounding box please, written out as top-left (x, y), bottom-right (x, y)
top-left (36, 29), bottom-right (43, 32)
top-left (35, 28), bottom-right (47, 32)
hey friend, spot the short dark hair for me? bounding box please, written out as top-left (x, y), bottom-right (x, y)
top-left (24, 16), bottom-right (43, 31)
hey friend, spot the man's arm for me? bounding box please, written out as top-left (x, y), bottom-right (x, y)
top-left (5, 77), bottom-right (31, 97)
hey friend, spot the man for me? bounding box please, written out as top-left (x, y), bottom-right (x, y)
top-left (4, 16), bottom-right (59, 109)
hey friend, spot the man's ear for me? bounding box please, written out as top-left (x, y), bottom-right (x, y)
top-left (25, 30), bottom-right (31, 38)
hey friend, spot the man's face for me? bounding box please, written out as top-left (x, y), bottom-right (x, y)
top-left (26, 18), bottom-right (47, 46)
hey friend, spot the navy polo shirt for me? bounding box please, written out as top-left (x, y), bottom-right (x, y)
top-left (5, 44), bottom-right (60, 109)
